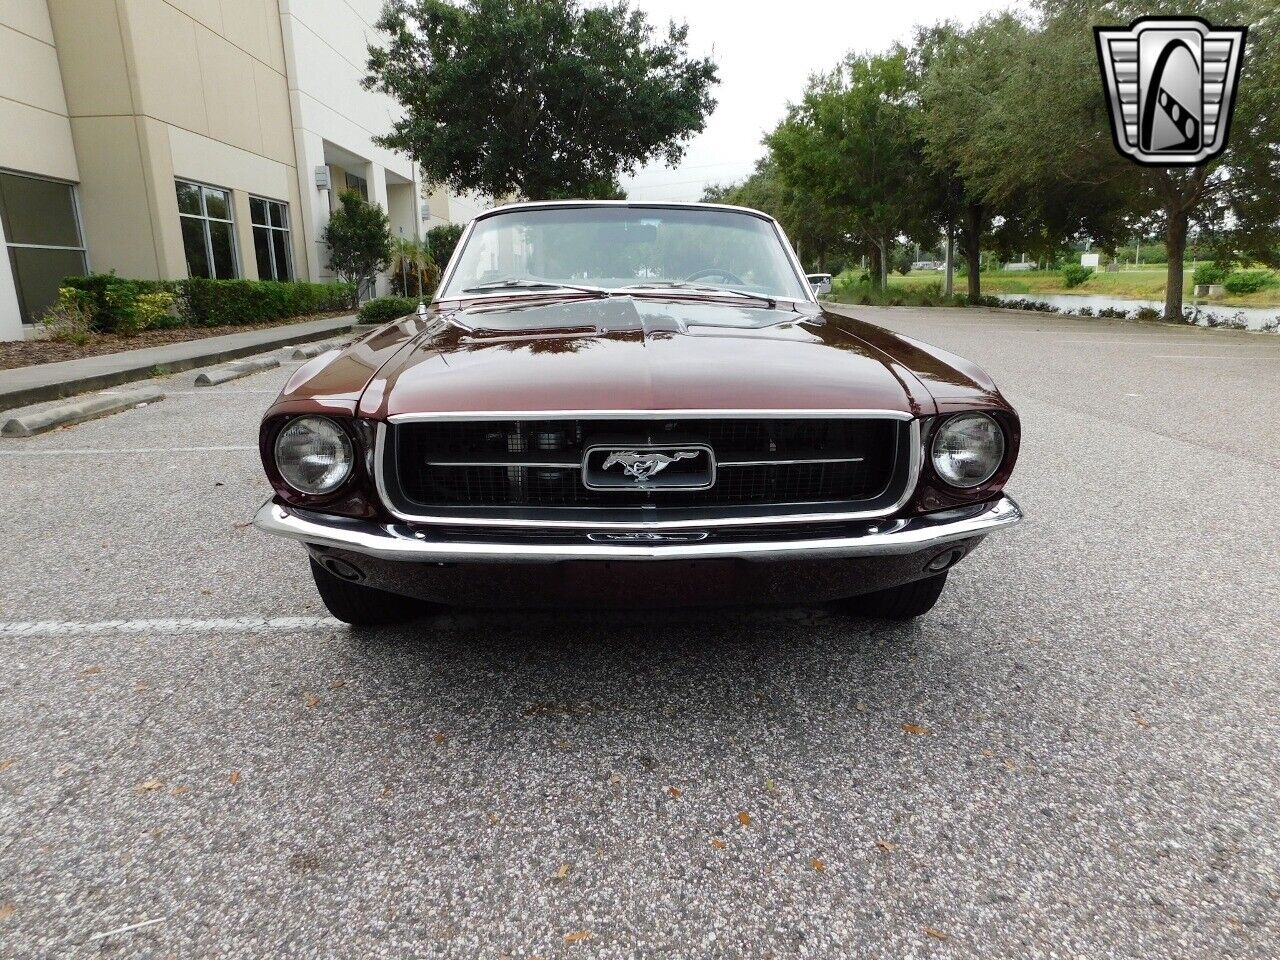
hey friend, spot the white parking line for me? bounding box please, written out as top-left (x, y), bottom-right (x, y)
top-left (1151, 354), bottom-right (1280, 360)
top-left (0, 445), bottom-right (256, 455)
top-left (1055, 338), bottom-right (1228, 345)
top-left (129, 389), bottom-right (280, 396)
top-left (0, 616), bottom-right (339, 637)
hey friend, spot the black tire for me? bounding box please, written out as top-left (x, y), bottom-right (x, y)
top-left (308, 558), bottom-right (432, 626)
top-left (835, 572), bottom-right (949, 620)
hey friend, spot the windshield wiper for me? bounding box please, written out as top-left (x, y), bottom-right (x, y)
top-left (461, 278), bottom-right (610, 295)
top-left (619, 282), bottom-right (778, 308)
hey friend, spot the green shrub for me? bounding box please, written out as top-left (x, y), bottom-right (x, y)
top-left (892, 246), bottom-right (913, 276)
top-left (135, 291), bottom-right (178, 330)
top-left (62, 273), bottom-right (175, 333)
top-left (389, 258), bottom-right (441, 299)
top-left (1192, 264), bottom-right (1228, 286)
top-left (834, 279), bottom-right (948, 308)
top-left (62, 272), bottom-right (185, 335)
top-left (358, 296), bottom-right (418, 324)
top-left (61, 273), bottom-right (353, 332)
top-left (1061, 264), bottom-right (1094, 288)
top-left (1222, 270), bottom-right (1277, 295)
top-left (41, 287), bottom-right (95, 344)
top-left (178, 278), bottom-right (355, 326)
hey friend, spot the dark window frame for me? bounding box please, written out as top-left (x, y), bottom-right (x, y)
top-left (250, 195), bottom-right (293, 281)
top-left (0, 168), bottom-right (89, 324)
top-left (176, 178), bottom-right (239, 279)
top-left (344, 172), bottom-right (368, 200)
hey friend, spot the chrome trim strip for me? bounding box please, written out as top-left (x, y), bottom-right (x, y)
top-left (720, 457), bottom-right (866, 467)
top-left (427, 461), bottom-right (580, 469)
top-left (387, 409), bottom-right (914, 424)
top-left (253, 495), bottom-right (1022, 564)
top-left (421, 456), bottom-right (867, 469)
top-left (373, 419), bottom-right (922, 529)
top-left (434, 216), bottom-right (477, 297)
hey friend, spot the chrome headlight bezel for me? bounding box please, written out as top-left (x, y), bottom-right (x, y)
top-left (273, 415), bottom-right (355, 496)
top-left (930, 412), bottom-right (1006, 489)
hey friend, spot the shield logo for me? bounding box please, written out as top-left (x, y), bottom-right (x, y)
top-left (1095, 17), bottom-right (1246, 166)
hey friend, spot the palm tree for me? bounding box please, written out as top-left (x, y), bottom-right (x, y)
top-left (390, 236), bottom-right (417, 297)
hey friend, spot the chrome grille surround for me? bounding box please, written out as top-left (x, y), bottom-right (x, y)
top-left (375, 411), bottom-right (921, 529)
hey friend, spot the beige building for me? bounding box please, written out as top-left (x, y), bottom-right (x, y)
top-left (0, 0), bottom-right (450, 341)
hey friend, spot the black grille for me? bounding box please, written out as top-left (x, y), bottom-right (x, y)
top-left (399, 418), bottom-right (892, 460)
top-left (389, 418), bottom-right (902, 512)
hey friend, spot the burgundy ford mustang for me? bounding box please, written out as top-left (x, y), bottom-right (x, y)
top-left (254, 202), bottom-right (1022, 625)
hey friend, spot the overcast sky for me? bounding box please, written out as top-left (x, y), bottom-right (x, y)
top-left (616, 0), bottom-right (1026, 201)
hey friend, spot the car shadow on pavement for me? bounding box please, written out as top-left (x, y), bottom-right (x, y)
top-left (335, 604), bottom-right (956, 749)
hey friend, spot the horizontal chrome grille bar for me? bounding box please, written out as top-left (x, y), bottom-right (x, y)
top-left (423, 456), bottom-right (868, 468)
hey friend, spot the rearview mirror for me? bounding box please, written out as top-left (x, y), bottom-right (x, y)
top-left (625, 223), bottom-right (658, 245)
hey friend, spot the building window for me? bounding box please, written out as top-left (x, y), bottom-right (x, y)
top-left (176, 179), bottom-right (238, 279)
top-left (0, 171), bottom-right (88, 324)
top-left (344, 172), bottom-right (368, 200)
top-left (250, 197), bottom-right (293, 281)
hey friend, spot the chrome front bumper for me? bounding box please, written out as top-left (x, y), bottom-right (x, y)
top-left (253, 496), bottom-right (1023, 564)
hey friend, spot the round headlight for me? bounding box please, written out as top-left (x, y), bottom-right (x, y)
top-left (274, 416), bottom-right (354, 495)
top-left (931, 413), bottom-right (1005, 488)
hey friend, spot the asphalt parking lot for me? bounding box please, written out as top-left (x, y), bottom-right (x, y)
top-left (1, 306), bottom-right (1277, 958)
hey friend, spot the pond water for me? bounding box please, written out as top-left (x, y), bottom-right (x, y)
top-left (992, 292), bottom-right (1279, 331)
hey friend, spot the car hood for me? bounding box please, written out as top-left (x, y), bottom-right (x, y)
top-left (355, 296), bottom-right (930, 420)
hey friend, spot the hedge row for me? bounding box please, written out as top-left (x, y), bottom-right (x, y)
top-left (180, 278), bottom-right (354, 327)
top-left (61, 273), bottom-right (355, 333)
top-left (1191, 264), bottom-right (1279, 294)
top-left (357, 296), bottom-right (419, 324)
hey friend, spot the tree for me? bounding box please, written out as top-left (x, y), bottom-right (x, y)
top-left (365, 0), bottom-right (718, 200)
top-left (912, 13), bottom-right (1140, 302)
top-left (766, 50), bottom-right (930, 289)
top-left (543, 176), bottom-right (628, 201)
top-left (963, 0), bottom-right (1278, 321)
top-left (323, 191), bottom-right (393, 305)
top-left (703, 159), bottom-right (852, 272)
top-left (389, 237), bottom-right (440, 299)
top-left (426, 223), bottom-right (464, 270)
top-left (912, 18), bottom-right (1021, 301)
top-left (892, 243), bottom-right (915, 276)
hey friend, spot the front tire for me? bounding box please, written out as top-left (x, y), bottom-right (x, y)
top-left (835, 572), bottom-right (949, 620)
top-left (309, 557), bottom-right (433, 626)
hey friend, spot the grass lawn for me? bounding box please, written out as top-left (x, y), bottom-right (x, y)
top-left (881, 268), bottom-right (1280, 307)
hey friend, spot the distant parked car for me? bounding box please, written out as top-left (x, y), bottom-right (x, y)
top-left (806, 272), bottom-right (833, 296)
top-left (911, 261), bottom-right (942, 271)
top-left (255, 201), bottom-right (1022, 624)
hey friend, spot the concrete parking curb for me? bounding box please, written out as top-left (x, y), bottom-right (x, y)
top-left (0, 314), bottom-right (356, 413)
top-left (194, 356), bottom-right (281, 386)
top-left (291, 337), bottom-right (350, 360)
top-left (1, 385), bottom-right (165, 437)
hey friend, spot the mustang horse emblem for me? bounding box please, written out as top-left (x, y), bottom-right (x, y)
top-left (602, 450), bottom-right (699, 483)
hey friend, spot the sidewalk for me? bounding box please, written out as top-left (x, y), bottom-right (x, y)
top-left (0, 314), bottom-right (356, 412)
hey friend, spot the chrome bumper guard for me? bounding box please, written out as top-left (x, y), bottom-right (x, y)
top-left (254, 496), bottom-right (1023, 564)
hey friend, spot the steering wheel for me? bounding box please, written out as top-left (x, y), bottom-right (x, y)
top-left (683, 268), bottom-right (746, 287)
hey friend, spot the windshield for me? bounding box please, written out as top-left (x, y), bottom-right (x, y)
top-left (440, 206), bottom-right (809, 301)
